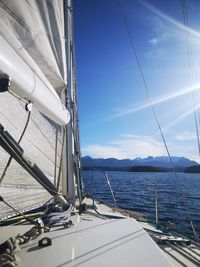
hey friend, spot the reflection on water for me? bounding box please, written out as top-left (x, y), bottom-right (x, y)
top-left (82, 171), bottom-right (200, 238)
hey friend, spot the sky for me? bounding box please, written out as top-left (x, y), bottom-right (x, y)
top-left (73, 0), bottom-right (200, 161)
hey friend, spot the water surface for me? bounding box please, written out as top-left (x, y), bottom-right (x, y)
top-left (82, 171), bottom-right (200, 238)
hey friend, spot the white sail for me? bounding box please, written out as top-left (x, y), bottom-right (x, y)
top-left (0, 0), bottom-right (71, 217)
top-left (0, 0), bottom-right (81, 218)
top-left (0, 0), bottom-right (69, 125)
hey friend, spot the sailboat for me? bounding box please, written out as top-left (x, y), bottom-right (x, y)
top-left (0, 0), bottom-right (200, 266)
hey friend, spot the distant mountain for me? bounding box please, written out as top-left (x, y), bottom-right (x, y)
top-left (131, 156), bottom-right (198, 168)
top-left (81, 156), bottom-right (133, 168)
top-left (81, 156), bottom-right (199, 171)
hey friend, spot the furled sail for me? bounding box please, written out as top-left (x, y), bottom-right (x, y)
top-left (0, 0), bottom-right (69, 125)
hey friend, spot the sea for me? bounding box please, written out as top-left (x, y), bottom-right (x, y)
top-left (82, 171), bottom-right (200, 239)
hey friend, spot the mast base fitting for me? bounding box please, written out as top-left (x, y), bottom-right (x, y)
top-left (0, 74), bottom-right (11, 92)
top-left (55, 195), bottom-right (69, 208)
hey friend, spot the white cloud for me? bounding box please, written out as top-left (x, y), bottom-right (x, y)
top-left (148, 37), bottom-right (159, 45)
top-left (148, 33), bottom-right (169, 46)
top-left (175, 131), bottom-right (196, 141)
top-left (82, 135), bottom-right (166, 159)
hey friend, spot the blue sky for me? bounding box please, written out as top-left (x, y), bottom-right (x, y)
top-left (73, 0), bottom-right (200, 161)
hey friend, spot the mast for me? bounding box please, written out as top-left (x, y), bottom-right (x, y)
top-left (62, 0), bottom-right (76, 203)
top-left (62, 0), bottom-right (83, 203)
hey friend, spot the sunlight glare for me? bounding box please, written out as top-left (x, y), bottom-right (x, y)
top-left (105, 83), bottom-right (200, 121)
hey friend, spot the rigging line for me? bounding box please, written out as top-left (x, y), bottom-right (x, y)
top-left (181, 0), bottom-right (200, 157)
top-left (0, 101), bottom-right (61, 166)
top-left (0, 108), bottom-right (31, 184)
top-left (0, 195), bottom-right (36, 225)
top-left (91, 169), bottom-right (117, 208)
top-left (104, 171), bottom-right (118, 208)
top-left (54, 128), bottom-right (58, 186)
top-left (118, 1), bottom-right (150, 98)
top-left (181, 0), bottom-right (200, 240)
top-left (9, 87), bottom-right (61, 156)
top-left (18, 100), bottom-right (62, 155)
top-left (8, 90), bottom-right (28, 104)
top-left (16, 102), bottom-right (61, 167)
top-left (118, 1), bottom-right (199, 240)
top-left (56, 127), bottom-right (66, 191)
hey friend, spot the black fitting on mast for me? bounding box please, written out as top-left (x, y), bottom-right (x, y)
top-left (25, 101), bottom-right (33, 112)
top-left (0, 74), bottom-right (11, 93)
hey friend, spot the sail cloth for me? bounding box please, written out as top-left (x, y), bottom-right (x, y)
top-left (0, 0), bottom-right (67, 92)
top-left (0, 92), bottom-right (63, 219)
top-left (0, 0), bottom-right (69, 217)
top-left (0, 0), bottom-right (70, 125)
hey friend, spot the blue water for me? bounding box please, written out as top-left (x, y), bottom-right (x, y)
top-left (82, 171), bottom-right (200, 239)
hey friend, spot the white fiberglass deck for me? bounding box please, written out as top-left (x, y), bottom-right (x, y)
top-left (1, 213), bottom-right (172, 267)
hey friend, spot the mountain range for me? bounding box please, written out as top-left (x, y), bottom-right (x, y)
top-left (81, 156), bottom-right (199, 172)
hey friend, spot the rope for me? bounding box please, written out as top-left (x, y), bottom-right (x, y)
top-left (0, 106), bottom-right (31, 184)
top-left (56, 128), bottom-right (66, 191)
top-left (43, 204), bottom-right (73, 226)
top-left (118, 0), bottom-right (199, 241)
top-left (0, 236), bottom-right (20, 267)
top-left (0, 195), bottom-right (36, 225)
top-left (0, 199), bottom-right (73, 267)
top-left (0, 219), bottom-right (49, 267)
top-left (54, 128), bottom-right (58, 186)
